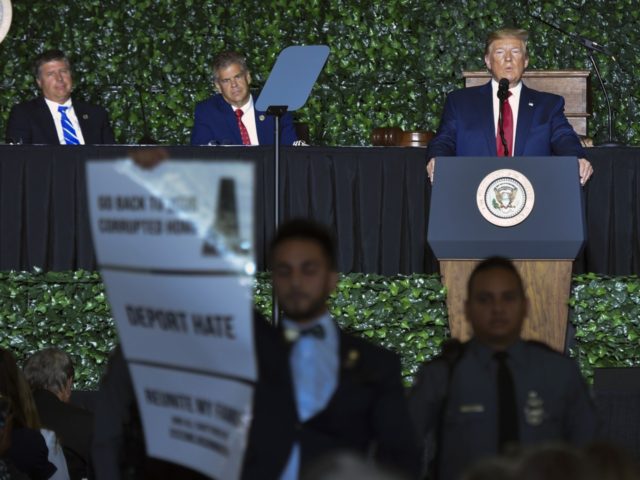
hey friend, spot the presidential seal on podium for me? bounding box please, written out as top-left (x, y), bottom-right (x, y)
top-left (0, 0), bottom-right (12, 44)
top-left (476, 168), bottom-right (535, 227)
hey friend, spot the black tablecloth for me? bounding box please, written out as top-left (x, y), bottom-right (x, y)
top-left (0, 145), bottom-right (638, 275)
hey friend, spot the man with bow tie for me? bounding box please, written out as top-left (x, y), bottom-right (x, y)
top-left (241, 219), bottom-right (420, 479)
top-left (425, 28), bottom-right (593, 186)
top-left (5, 49), bottom-right (115, 145)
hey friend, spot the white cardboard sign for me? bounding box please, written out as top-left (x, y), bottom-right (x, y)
top-left (86, 158), bottom-right (256, 479)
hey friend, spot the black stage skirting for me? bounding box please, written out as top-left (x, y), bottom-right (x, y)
top-left (0, 145), bottom-right (638, 275)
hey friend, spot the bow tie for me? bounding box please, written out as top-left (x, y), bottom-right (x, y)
top-left (284, 324), bottom-right (325, 343)
top-left (301, 324), bottom-right (325, 339)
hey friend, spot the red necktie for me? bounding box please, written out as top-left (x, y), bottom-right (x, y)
top-left (496, 91), bottom-right (513, 157)
top-left (235, 109), bottom-right (251, 145)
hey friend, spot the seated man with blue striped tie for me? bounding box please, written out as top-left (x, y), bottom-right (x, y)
top-left (5, 49), bottom-right (115, 145)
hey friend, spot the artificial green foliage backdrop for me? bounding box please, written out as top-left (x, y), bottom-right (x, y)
top-left (0, 1), bottom-right (638, 145)
top-left (1, 270), bottom-right (638, 389)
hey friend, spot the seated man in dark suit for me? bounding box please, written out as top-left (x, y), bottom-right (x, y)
top-left (190, 50), bottom-right (297, 145)
top-left (242, 219), bottom-right (420, 479)
top-left (426, 28), bottom-right (593, 186)
top-left (23, 348), bottom-right (94, 480)
top-left (5, 49), bottom-right (115, 145)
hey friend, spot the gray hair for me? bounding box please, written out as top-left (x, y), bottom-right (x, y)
top-left (211, 51), bottom-right (248, 83)
top-left (23, 348), bottom-right (74, 395)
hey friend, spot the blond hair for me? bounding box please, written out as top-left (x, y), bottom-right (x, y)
top-left (485, 28), bottom-right (529, 57)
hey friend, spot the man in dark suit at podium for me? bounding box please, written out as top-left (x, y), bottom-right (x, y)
top-left (426, 28), bottom-right (593, 186)
top-left (242, 219), bottom-right (420, 479)
top-left (190, 50), bottom-right (297, 145)
top-left (5, 49), bottom-right (115, 145)
top-left (409, 257), bottom-right (597, 480)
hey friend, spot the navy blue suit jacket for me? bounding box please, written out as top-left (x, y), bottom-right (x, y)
top-left (190, 94), bottom-right (297, 145)
top-left (6, 96), bottom-right (115, 144)
top-left (426, 82), bottom-right (585, 159)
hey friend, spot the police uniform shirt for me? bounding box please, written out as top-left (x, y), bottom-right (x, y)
top-left (408, 338), bottom-right (598, 480)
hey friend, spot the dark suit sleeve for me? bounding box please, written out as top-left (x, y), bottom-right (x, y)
top-left (548, 96), bottom-right (586, 157)
top-left (425, 93), bottom-right (458, 159)
top-left (99, 107), bottom-right (116, 144)
top-left (280, 112), bottom-right (298, 145)
top-left (562, 361), bottom-right (598, 444)
top-left (5, 103), bottom-right (32, 144)
top-left (190, 102), bottom-right (214, 145)
top-left (370, 351), bottom-right (421, 478)
top-left (92, 347), bottom-right (133, 480)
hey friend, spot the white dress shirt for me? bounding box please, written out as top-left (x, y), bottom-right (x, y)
top-left (44, 97), bottom-right (86, 145)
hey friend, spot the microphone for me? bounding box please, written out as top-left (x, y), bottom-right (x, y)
top-left (530, 14), bottom-right (615, 60)
top-left (498, 78), bottom-right (510, 101)
top-left (497, 78), bottom-right (509, 156)
top-left (136, 85), bottom-right (157, 144)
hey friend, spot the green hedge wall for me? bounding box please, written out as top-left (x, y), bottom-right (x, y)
top-left (1, 270), bottom-right (638, 390)
top-left (0, 1), bottom-right (638, 145)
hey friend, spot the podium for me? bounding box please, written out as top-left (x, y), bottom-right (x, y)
top-left (428, 157), bottom-right (585, 351)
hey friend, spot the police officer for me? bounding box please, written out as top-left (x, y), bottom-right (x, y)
top-left (409, 257), bottom-right (597, 480)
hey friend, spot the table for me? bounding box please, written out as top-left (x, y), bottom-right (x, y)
top-left (0, 145), bottom-right (637, 275)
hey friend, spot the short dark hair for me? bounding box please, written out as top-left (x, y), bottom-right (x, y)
top-left (211, 51), bottom-right (248, 83)
top-left (23, 348), bottom-right (74, 395)
top-left (467, 256), bottom-right (524, 298)
top-left (34, 49), bottom-right (71, 79)
top-left (269, 218), bottom-right (337, 270)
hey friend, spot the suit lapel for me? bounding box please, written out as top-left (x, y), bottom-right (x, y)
top-left (35, 97), bottom-right (61, 144)
top-left (220, 97), bottom-right (243, 144)
top-left (255, 109), bottom-right (269, 144)
top-left (480, 82), bottom-right (498, 156)
top-left (515, 84), bottom-right (534, 156)
top-left (74, 102), bottom-right (91, 143)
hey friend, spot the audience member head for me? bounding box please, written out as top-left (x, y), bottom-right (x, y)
top-left (301, 451), bottom-right (402, 480)
top-left (484, 28), bottom-right (529, 88)
top-left (462, 456), bottom-right (515, 480)
top-left (24, 348), bottom-right (75, 403)
top-left (33, 49), bottom-right (74, 104)
top-left (211, 50), bottom-right (251, 108)
top-left (465, 257), bottom-right (528, 350)
top-left (269, 219), bottom-right (338, 324)
top-left (584, 442), bottom-right (640, 480)
top-left (0, 396), bottom-right (12, 455)
top-left (0, 348), bottom-right (40, 429)
top-left (513, 443), bottom-right (594, 480)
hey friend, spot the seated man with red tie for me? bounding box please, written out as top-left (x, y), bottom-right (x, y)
top-left (5, 49), bottom-right (115, 145)
top-left (425, 28), bottom-right (593, 186)
top-left (190, 50), bottom-right (297, 146)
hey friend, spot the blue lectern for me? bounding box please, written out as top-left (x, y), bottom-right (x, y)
top-left (428, 156), bottom-right (584, 351)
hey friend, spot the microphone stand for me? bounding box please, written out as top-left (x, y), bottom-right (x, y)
top-left (498, 90), bottom-right (509, 156)
top-left (266, 105), bottom-right (288, 327)
top-left (586, 50), bottom-right (620, 146)
top-left (531, 15), bottom-right (623, 146)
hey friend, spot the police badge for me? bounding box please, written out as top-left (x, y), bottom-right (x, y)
top-left (524, 390), bottom-right (545, 426)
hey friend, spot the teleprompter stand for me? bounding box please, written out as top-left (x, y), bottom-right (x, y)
top-left (255, 45), bottom-right (330, 325)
